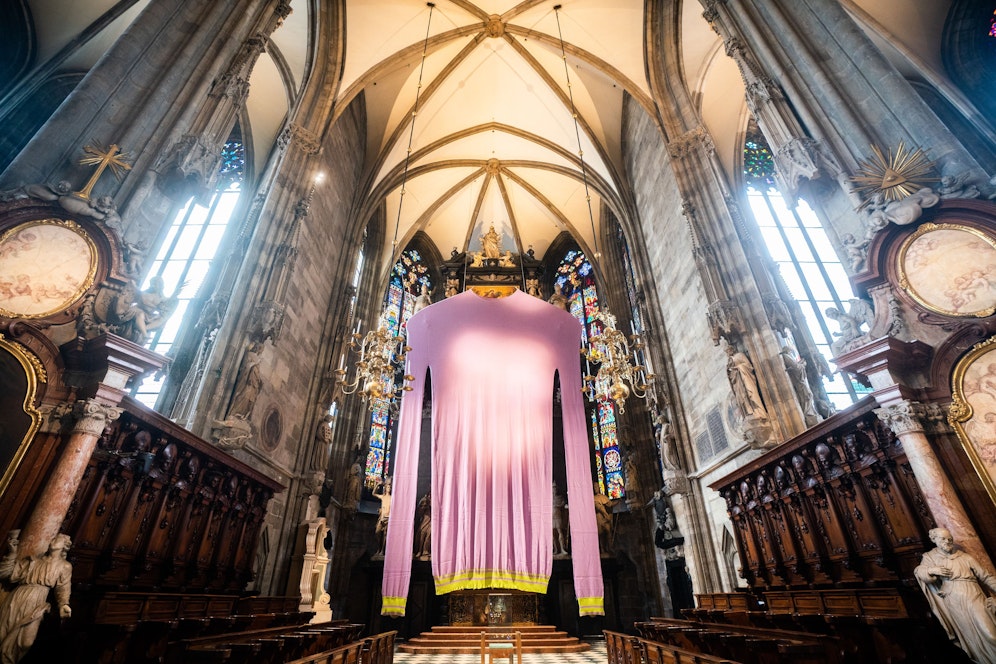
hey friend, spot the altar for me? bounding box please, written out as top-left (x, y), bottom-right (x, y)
top-left (447, 590), bottom-right (539, 626)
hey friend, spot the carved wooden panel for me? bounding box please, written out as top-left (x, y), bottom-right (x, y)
top-left (62, 402), bottom-right (282, 592)
top-left (711, 398), bottom-right (933, 589)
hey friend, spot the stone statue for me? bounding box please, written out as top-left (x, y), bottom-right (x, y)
top-left (915, 528), bottom-right (996, 663)
top-left (481, 224), bottom-right (501, 259)
top-left (414, 493), bottom-right (431, 560)
top-left (780, 346), bottom-right (820, 426)
top-left (372, 478), bottom-right (392, 557)
top-left (937, 173), bottom-right (981, 200)
top-left (552, 482), bottom-right (569, 557)
top-left (0, 533), bottom-right (72, 664)
top-left (547, 283), bottom-right (568, 311)
top-left (826, 298), bottom-right (873, 356)
top-left (227, 342), bottom-right (264, 419)
top-left (525, 278), bottom-right (540, 298)
top-left (654, 412), bottom-right (680, 471)
top-left (412, 284), bottom-right (432, 314)
top-left (445, 276), bottom-right (460, 298)
top-left (112, 276), bottom-right (179, 344)
top-left (344, 461), bottom-right (362, 512)
top-left (311, 414), bottom-right (334, 473)
top-left (725, 345), bottom-right (766, 420)
top-left (592, 482), bottom-right (616, 556)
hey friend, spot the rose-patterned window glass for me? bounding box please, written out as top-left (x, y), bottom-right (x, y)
top-left (990, 9), bottom-right (996, 37)
top-left (556, 250), bottom-right (625, 499)
top-left (743, 121), bottom-right (867, 409)
top-left (365, 249), bottom-right (432, 486)
top-left (132, 126), bottom-right (247, 409)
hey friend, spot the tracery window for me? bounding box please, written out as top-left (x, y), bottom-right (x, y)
top-left (132, 128), bottom-right (247, 408)
top-left (990, 9), bottom-right (996, 38)
top-left (365, 248), bottom-right (432, 486)
top-left (555, 249), bottom-right (625, 499)
top-left (743, 123), bottom-right (866, 408)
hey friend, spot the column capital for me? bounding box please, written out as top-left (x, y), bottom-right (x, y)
top-left (71, 400), bottom-right (122, 437)
top-left (874, 400), bottom-right (926, 436)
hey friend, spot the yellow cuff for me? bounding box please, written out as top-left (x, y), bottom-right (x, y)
top-left (578, 596), bottom-right (604, 616)
top-left (382, 595), bottom-right (407, 616)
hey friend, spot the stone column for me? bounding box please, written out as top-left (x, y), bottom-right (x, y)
top-left (17, 400), bottom-right (121, 558)
top-left (875, 400), bottom-right (995, 572)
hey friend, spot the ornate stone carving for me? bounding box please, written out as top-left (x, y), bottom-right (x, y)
top-left (706, 299), bottom-right (744, 346)
top-left (744, 77), bottom-right (782, 114)
top-left (825, 298), bottom-right (873, 356)
top-left (1, 182), bottom-right (123, 232)
top-left (763, 296), bottom-right (793, 334)
top-left (840, 232), bottom-right (870, 272)
top-left (154, 134), bottom-right (221, 201)
top-left (923, 402), bottom-right (954, 436)
top-left (485, 14), bottom-right (505, 38)
top-left (661, 469), bottom-right (690, 496)
top-left (277, 123), bottom-right (321, 156)
top-left (71, 400), bottom-right (122, 437)
top-left (668, 126), bottom-right (715, 160)
top-left (773, 137), bottom-right (841, 201)
top-left (211, 417), bottom-right (254, 449)
top-left (937, 172), bottom-right (981, 200)
top-left (874, 401), bottom-right (926, 436)
top-left (249, 300), bottom-right (285, 343)
top-left (862, 188), bottom-right (940, 241)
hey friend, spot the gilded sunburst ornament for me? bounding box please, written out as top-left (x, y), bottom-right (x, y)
top-left (850, 142), bottom-right (936, 207)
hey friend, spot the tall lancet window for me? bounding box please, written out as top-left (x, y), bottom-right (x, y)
top-left (743, 123), bottom-right (866, 408)
top-left (133, 127), bottom-right (247, 408)
top-left (365, 249), bottom-right (432, 486)
top-left (555, 249), bottom-right (625, 499)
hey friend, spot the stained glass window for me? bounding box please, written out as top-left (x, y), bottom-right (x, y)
top-left (556, 250), bottom-right (625, 499)
top-left (742, 121), bottom-right (868, 409)
top-left (132, 126), bottom-right (247, 408)
top-left (990, 9), bottom-right (996, 38)
top-left (364, 248), bottom-right (432, 486)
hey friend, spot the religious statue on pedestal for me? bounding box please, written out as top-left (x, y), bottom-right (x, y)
top-left (372, 478), bottom-right (392, 558)
top-left (915, 528), bottom-right (996, 663)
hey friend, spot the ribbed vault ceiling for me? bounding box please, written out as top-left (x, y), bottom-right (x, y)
top-left (338, 0), bottom-right (651, 267)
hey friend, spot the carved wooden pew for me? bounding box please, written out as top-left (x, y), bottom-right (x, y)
top-left (163, 621), bottom-right (364, 664)
top-left (639, 617), bottom-right (843, 664)
top-left (604, 630), bottom-right (642, 664)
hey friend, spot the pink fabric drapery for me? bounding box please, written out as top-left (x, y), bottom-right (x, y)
top-left (381, 289), bottom-right (604, 617)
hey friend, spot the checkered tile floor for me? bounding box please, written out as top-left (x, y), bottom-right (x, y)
top-left (393, 640), bottom-right (608, 664)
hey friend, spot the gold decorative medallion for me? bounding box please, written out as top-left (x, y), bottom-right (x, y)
top-left (850, 142), bottom-right (937, 207)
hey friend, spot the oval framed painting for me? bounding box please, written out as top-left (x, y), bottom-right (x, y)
top-left (0, 219), bottom-right (98, 319)
top-left (896, 222), bottom-right (996, 318)
top-left (950, 335), bottom-right (996, 508)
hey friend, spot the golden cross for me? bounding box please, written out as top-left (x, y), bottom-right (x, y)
top-left (74, 142), bottom-right (132, 200)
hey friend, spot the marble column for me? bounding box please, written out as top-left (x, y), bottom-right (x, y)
top-left (875, 400), bottom-right (995, 572)
top-left (17, 400), bottom-right (121, 558)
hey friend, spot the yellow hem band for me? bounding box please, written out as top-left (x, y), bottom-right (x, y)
top-left (434, 569), bottom-right (550, 594)
top-left (381, 596), bottom-right (407, 616)
top-left (578, 597), bottom-right (604, 616)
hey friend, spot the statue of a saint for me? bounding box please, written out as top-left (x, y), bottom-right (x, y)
top-left (227, 342), bottom-right (264, 420)
top-left (592, 482), bottom-right (617, 556)
top-left (552, 482), bottom-right (569, 557)
top-left (113, 276), bottom-right (179, 344)
top-left (311, 414), bottom-right (334, 473)
top-left (412, 284), bottom-right (432, 314)
top-left (372, 478), bottom-right (392, 557)
top-left (780, 346), bottom-right (820, 426)
top-left (547, 283), bottom-right (568, 311)
top-left (480, 224), bottom-right (502, 259)
top-left (414, 493), bottom-right (431, 560)
top-left (726, 345), bottom-right (766, 420)
top-left (344, 461), bottom-right (362, 512)
top-left (915, 528), bottom-right (996, 663)
top-left (0, 533), bottom-right (72, 664)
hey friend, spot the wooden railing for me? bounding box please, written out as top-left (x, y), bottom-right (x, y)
top-left (62, 398), bottom-right (283, 592)
top-left (709, 397), bottom-right (933, 588)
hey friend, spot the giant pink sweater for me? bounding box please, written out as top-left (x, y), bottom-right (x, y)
top-left (381, 289), bottom-right (604, 617)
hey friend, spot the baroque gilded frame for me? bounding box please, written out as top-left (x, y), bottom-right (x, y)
top-left (949, 334), bottom-right (996, 507)
top-left (0, 333), bottom-right (45, 499)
